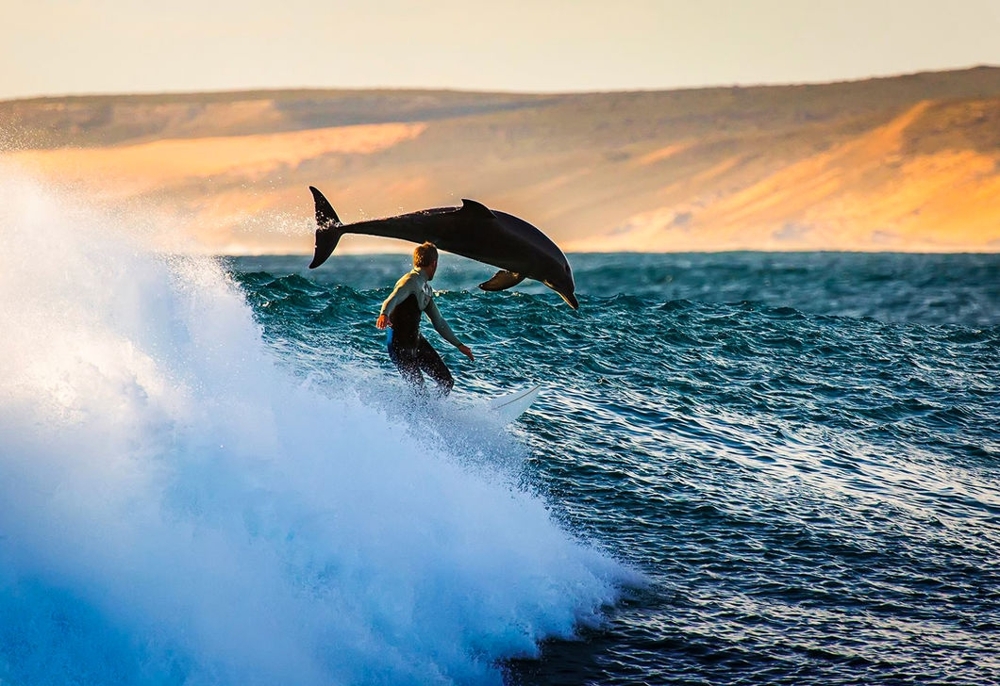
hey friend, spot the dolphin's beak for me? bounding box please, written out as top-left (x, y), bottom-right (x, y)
top-left (560, 291), bottom-right (579, 310)
top-left (544, 279), bottom-right (579, 309)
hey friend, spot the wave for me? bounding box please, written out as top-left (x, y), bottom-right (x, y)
top-left (0, 170), bottom-right (634, 685)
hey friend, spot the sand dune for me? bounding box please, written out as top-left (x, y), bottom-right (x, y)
top-left (2, 69), bottom-right (999, 254)
top-left (5, 123), bottom-right (427, 196)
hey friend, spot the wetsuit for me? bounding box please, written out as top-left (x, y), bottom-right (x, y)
top-left (379, 267), bottom-right (463, 394)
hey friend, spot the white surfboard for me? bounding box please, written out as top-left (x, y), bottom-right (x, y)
top-left (488, 384), bottom-right (543, 424)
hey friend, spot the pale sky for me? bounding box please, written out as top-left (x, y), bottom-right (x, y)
top-left (2, 0), bottom-right (1000, 100)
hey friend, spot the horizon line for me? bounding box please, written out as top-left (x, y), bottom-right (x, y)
top-left (4, 64), bottom-right (999, 105)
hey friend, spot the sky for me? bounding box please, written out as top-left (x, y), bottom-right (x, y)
top-left (2, 0), bottom-right (1000, 100)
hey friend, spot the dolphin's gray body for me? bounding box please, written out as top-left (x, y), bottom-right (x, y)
top-left (307, 186), bottom-right (578, 309)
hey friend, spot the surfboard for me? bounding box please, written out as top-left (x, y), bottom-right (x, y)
top-left (488, 384), bottom-right (543, 424)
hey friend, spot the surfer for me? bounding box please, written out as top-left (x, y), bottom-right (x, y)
top-left (376, 242), bottom-right (474, 395)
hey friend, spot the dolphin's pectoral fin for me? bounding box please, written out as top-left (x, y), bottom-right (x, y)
top-left (479, 270), bottom-right (526, 291)
top-left (308, 186), bottom-right (345, 269)
top-left (461, 198), bottom-right (496, 221)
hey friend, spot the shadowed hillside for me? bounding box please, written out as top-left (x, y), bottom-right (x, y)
top-left (2, 67), bottom-right (999, 254)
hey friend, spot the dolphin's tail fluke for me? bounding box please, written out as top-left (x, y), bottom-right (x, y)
top-left (308, 186), bottom-right (344, 269)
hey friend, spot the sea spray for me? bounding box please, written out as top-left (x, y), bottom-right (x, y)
top-left (0, 169), bottom-right (634, 685)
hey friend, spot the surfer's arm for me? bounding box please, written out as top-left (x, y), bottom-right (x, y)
top-left (424, 299), bottom-right (463, 349)
top-left (425, 300), bottom-right (474, 360)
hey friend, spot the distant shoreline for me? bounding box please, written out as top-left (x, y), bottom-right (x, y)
top-left (5, 64), bottom-right (999, 105)
top-left (4, 66), bottom-right (1000, 254)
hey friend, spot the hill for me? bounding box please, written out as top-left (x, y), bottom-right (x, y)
top-left (2, 67), bottom-right (1000, 254)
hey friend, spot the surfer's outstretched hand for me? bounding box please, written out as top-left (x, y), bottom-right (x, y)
top-left (459, 344), bottom-right (474, 362)
top-left (376, 314), bottom-right (391, 330)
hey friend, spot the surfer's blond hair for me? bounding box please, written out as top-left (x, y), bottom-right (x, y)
top-left (413, 242), bottom-right (438, 268)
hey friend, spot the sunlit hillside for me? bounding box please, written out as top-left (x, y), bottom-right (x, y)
top-left (2, 67), bottom-right (999, 254)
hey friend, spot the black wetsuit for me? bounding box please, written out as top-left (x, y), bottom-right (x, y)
top-left (380, 268), bottom-right (463, 394)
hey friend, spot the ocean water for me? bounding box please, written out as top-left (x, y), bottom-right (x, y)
top-left (1, 173), bottom-right (999, 686)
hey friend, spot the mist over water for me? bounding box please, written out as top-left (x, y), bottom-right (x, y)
top-left (0, 170), bottom-right (631, 685)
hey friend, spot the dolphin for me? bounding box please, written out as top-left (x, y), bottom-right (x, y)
top-left (307, 186), bottom-right (578, 309)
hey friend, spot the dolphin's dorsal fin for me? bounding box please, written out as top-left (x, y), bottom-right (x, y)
top-left (461, 198), bottom-right (496, 220)
top-left (479, 270), bottom-right (526, 292)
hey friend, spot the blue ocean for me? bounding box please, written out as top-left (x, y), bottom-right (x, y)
top-left (1, 176), bottom-right (998, 685)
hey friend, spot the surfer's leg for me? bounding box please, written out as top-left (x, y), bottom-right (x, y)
top-left (388, 342), bottom-right (425, 388)
top-left (416, 338), bottom-right (454, 395)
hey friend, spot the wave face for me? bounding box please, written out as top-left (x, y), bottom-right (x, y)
top-left (4, 165), bottom-right (998, 685)
top-left (228, 248), bottom-right (999, 685)
top-left (0, 172), bottom-right (630, 685)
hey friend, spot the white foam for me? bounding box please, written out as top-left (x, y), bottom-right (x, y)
top-left (0, 168), bottom-right (634, 685)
